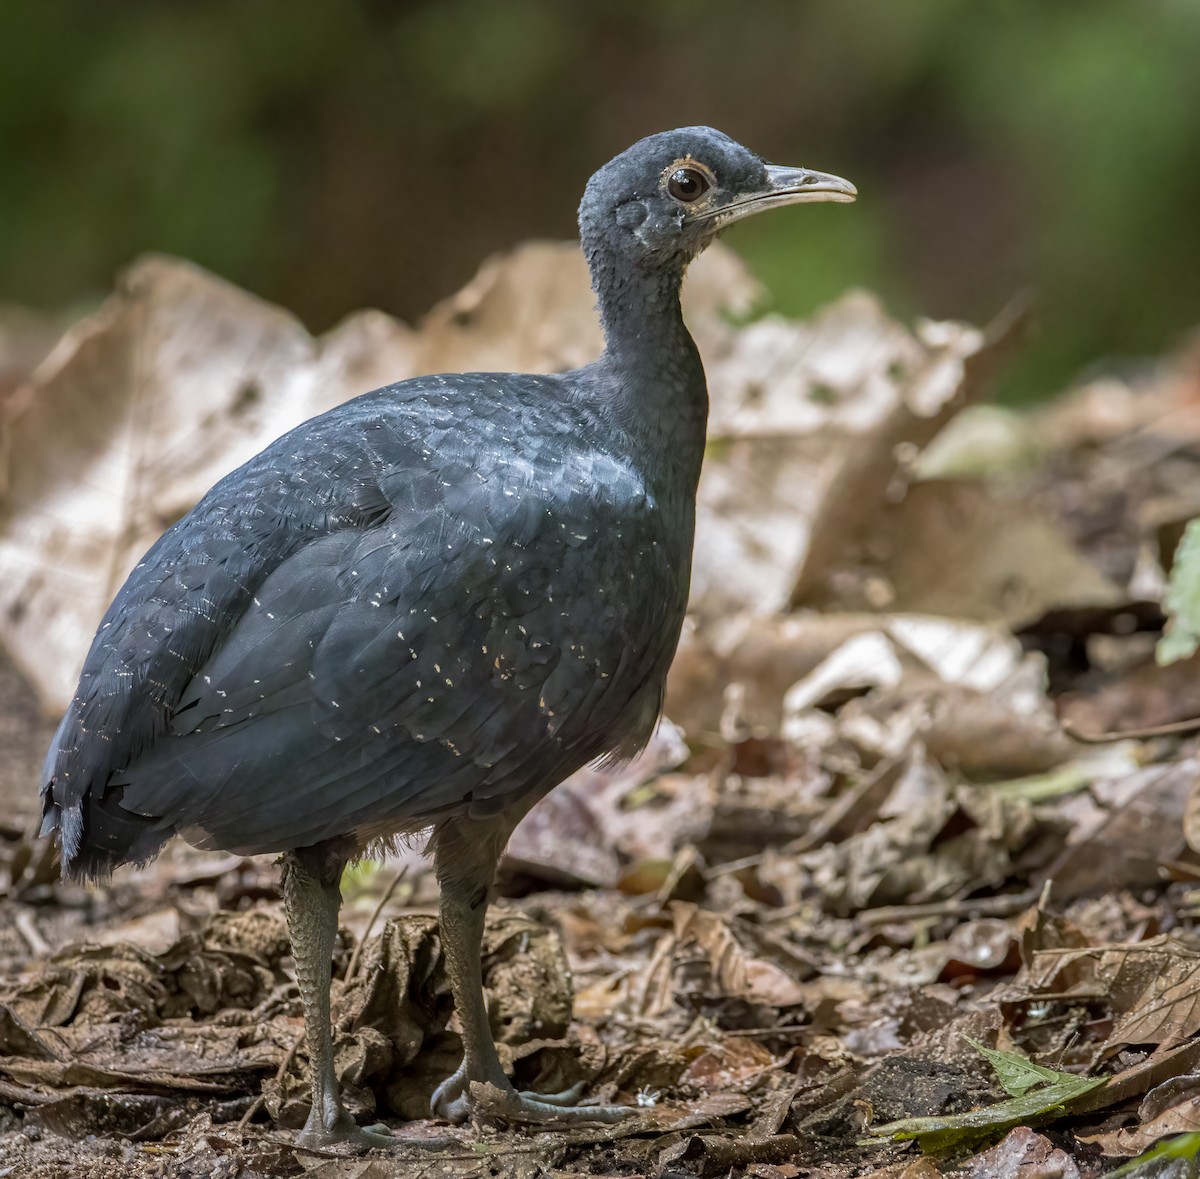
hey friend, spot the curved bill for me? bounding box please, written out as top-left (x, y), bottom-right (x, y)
top-left (698, 164), bottom-right (857, 226)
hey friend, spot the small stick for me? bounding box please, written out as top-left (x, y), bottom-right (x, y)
top-left (858, 888), bottom-right (1040, 926)
top-left (1064, 716), bottom-right (1200, 744)
top-left (345, 866), bottom-right (408, 983)
top-left (237, 1030), bottom-right (305, 1133)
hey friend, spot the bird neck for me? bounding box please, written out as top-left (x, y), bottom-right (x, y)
top-left (591, 251), bottom-right (690, 356)
top-left (588, 254), bottom-right (709, 462)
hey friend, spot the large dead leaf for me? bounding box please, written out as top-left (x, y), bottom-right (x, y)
top-left (0, 256), bottom-right (407, 712)
top-left (0, 303), bottom-right (68, 414)
top-left (1083, 1074), bottom-right (1200, 1157)
top-left (955, 1125), bottom-right (1083, 1178)
top-left (778, 614), bottom-right (1074, 777)
top-left (835, 477), bottom-right (1123, 627)
top-left (668, 901), bottom-right (812, 1009)
top-left (667, 610), bottom-right (1074, 780)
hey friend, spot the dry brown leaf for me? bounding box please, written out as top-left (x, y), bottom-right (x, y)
top-left (956, 1125), bottom-right (1082, 1178)
top-left (1013, 935), bottom-right (1200, 1049)
top-left (617, 902), bottom-right (813, 1018)
top-left (668, 901), bottom-right (812, 1010)
top-left (678, 1034), bottom-right (782, 1093)
top-left (824, 478), bottom-right (1122, 627)
top-left (1046, 758), bottom-right (1196, 901)
top-left (1082, 1074), bottom-right (1200, 1156)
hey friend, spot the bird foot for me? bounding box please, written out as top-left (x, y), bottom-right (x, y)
top-left (295, 1113), bottom-right (396, 1152)
top-left (431, 1070), bottom-right (630, 1126)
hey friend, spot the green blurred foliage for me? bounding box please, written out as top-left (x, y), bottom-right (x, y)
top-left (1, 1), bottom-right (1198, 400)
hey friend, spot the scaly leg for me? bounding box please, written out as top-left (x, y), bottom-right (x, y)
top-left (428, 813), bottom-right (628, 1125)
top-left (281, 846), bottom-right (394, 1150)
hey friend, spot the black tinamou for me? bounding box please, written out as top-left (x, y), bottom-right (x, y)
top-left (41, 127), bottom-right (854, 1148)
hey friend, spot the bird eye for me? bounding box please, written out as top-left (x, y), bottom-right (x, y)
top-left (667, 166), bottom-right (711, 203)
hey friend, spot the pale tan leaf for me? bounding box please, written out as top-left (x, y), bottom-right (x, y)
top-left (692, 294), bottom-right (1013, 617)
top-left (0, 257), bottom-right (415, 712)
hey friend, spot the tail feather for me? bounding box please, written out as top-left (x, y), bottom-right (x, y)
top-left (42, 785), bottom-right (174, 883)
top-left (42, 699), bottom-right (174, 882)
top-left (42, 716), bottom-right (174, 882)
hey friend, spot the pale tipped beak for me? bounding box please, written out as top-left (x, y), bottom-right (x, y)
top-left (698, 163), bottom-right (857, 225)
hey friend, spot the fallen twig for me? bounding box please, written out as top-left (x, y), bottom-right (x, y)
top-left (1064, 715), bottom-right (1200, 744)
top-left (345, 866), bottom-right (409, 983)
top-left (858, 888), bottom-right (1040, 926)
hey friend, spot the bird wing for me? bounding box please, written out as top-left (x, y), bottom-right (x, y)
top-left (112, 430), bottom-right (677, 856)
top-left (44, 376), bottom-right (682, 865)
top-left (40, 389), bottom-right (432, 866)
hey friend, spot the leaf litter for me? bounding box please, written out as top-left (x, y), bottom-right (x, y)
top-left (3, 250), bottom-right (1200, 1176)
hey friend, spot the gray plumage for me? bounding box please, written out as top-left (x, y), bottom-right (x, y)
top-left (43, 368), bottom-right (692, 871)
top-left (39, 127), bottom-right (854, 1142)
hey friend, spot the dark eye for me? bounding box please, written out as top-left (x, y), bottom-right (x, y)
top-left (667, 166), bottom-right (711, 203)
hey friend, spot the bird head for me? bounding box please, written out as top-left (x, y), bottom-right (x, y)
top-left (578, 126), bottom-right (856, 272)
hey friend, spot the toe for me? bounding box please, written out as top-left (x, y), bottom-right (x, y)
top-left (520, 1081), bottom-right (586, 1108)
top-left (295, 1119), bottom-right (396, 1152)
top-left (461, 1080), bottom-right (631, 1126)
top-left (431, 1069), bottom-right (631, 1127)
top-left (514, 1092), bottom-right (630, 1124)
top-left (430, 1069), bottom-right (471, 1123)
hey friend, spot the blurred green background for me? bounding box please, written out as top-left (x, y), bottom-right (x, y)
top-left (2, 0), bottom-right (1198, 399)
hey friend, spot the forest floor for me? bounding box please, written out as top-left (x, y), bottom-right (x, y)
top-left (4, 251), bottom-right (1200, 1177)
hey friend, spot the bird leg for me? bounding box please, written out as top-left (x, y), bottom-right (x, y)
top-left (281, 846), bottom-right (394, 1150)
top-left (428, 813), bottom-right (628, 1125)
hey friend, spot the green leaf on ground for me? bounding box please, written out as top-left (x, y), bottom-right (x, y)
top-left (1159, 518), bottom-right (1200, 666)
top-left (861, 1040), bottom-right (1106, 1153)
top-left (964, 1036), bottom-right (1079, 1096)
top-left (861, 1075), bottom-right (1107, 1153)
